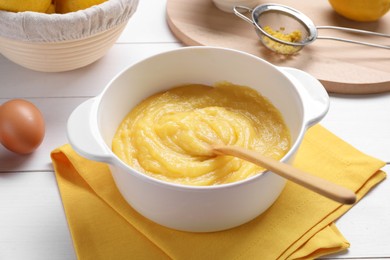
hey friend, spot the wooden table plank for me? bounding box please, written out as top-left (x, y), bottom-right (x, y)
top-left (0, 43), bottom-right (181, 99)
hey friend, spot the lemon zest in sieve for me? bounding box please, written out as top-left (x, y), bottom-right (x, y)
top-left (262, 26), bottom-right (303, 55)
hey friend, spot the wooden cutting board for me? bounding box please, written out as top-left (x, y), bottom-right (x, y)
top-left (166, 0), bottom-right (390, 94)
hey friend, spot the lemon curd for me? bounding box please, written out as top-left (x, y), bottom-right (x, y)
top-left (112, 83), bottom-right (290, 186)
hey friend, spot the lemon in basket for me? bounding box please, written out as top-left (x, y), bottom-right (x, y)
top-left (328, 0), bottom-right (390, 22)
top-left (55, 0), bottom-right (107, 13)
top-left (46, 3), bottom-right (55, 14)
top-left (0, 0), bottom-right (51, 13)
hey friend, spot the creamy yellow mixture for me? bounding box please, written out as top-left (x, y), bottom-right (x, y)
top-left (112, 83), bottom-right (290, 186)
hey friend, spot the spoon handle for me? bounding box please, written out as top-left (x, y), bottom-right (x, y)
top-left (213, 145), bottom-right (357, 205)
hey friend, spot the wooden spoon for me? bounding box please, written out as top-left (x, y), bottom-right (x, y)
top-left (212, 145), bottom-right (357, 205)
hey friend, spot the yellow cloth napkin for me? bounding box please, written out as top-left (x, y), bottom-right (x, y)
top-left (51, 125), bottom-right (386, 260)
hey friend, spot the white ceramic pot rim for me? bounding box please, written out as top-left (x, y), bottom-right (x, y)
top-left (68, 46), bottom-right (329, 192)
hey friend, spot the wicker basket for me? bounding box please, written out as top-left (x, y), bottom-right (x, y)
top-left (0, 0), bottom-right (138, 72)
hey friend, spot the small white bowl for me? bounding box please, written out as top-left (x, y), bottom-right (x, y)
top-left (213, 0), bottom-right (260, 13)
top-left (67, 46), bottom-right (329, 232)
top-left (0, 0), bottom-right (138, 72)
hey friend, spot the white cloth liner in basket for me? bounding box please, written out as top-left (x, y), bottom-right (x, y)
top-left (0, 0), bottom-right (138, 42)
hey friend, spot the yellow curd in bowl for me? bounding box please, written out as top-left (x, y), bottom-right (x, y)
top-left (112, 82), bottom-right (290, 186)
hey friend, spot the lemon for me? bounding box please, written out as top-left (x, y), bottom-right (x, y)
top-left (0, 0), bottom-right (52, 13)
top-left (328, 0), bottom-right (390, 22)
top-left (46, 3), bottom-right (56, 14)
top-left (55, 0), bottom-right (107, 14)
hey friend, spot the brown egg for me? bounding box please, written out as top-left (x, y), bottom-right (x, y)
top-left (0, 99), bottom-right (45, 154)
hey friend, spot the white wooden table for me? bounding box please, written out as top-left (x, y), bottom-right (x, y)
top-left (0, 1), bottom-right (389, 259)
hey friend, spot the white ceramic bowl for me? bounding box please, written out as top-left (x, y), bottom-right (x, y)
top-left (0, 0), bottom-right (138, 72)
top-left (67, 46), bottom-right (329, 232)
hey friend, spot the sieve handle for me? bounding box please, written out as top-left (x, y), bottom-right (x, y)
top-left (316, 26), bottom-right (390, 50)
top-left (233, 6), bottom-right (255, 25)
top-left (317, 25), bottom-right (390, 38)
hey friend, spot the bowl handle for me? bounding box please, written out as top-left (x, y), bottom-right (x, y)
top-left (67, 98), bottom-right (112, 163)
top-left (280, 67), bottom-right (330, 127)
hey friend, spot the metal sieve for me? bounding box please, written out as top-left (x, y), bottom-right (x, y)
top-left (234, 4), bottom-right (390, 55)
